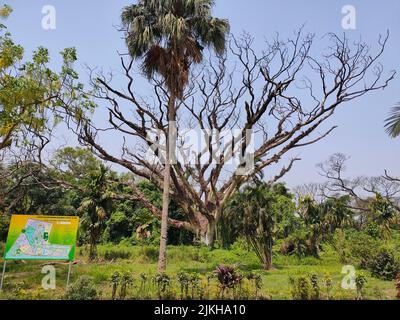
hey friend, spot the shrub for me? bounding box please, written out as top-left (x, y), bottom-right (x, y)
top-left (355, 274), bottom-right (367, 300)
top-left (335, 230), bottom-right (380, 268)
top-left (215, 265), bottom-right (243, 290)
top-left (177, 272), bottom-right (190, 299)
top-left (323, 273), bottom-right (333, 300)
top-left (309, 274), bottom-right (320, 300)
top-left (364, 222), bottom-right (382, 238)
top-left (280, 230), bottom-right (313, 257)
top-left (119, 273), bottom-right (134, 300)
top-left (289, 276), bottom-right (312, 300)
top-left (214, 265), bottom-right (243, 299)
top-left (369, 249), bottom-right (399, 280)
top-left (66, 276), bottom-right (98, 300)
top-left (154, 273), bottom-right (171, 299)
top-left (110, 271), bottom-right (120, 300)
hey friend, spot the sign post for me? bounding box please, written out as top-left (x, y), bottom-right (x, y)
top-left (1, 215), bottom-right (79, 291)
top-left (66, 260), bottom-right (73, 287)
top-left (0, 260), bottom-right (6, 291)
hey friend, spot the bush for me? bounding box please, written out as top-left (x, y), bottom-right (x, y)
top-left (333, 229), bottom-right (380, 268)
top-left (289, 276), bottom-right (312, 300)
top-left (369, 249), bottom-right (399, 281)
top-left (280, 230), bottom-right (313, 257)
top-left (65, 276), bottom-right (99, 300)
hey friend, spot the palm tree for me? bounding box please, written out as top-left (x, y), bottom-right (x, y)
top-left (385, 104), bottom-right (400, 138)
top-left (298, 196), bottom-right (324, 258)
top-left (78, 165), bottom-right (112, 261)
top-left (224, 182), bottom-right (277, 270)
top-left (121, 0), bottom-right (229, 272)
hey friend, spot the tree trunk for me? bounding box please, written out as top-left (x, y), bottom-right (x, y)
top-left (89, 235), bottom-right (97, 262)
top-left (199, 219), bottom-right (216, 247)
top-left (157, 95), bottom-right (176, 273)
top-left (261, 242), bottom-right (273, 270)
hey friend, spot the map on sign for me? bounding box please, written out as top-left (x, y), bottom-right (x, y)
top-left (4, 215), bottom-right (79, 261)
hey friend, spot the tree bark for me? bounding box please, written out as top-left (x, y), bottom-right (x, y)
top-left (157, 95), bottom-right (176, 273)
top-left (199, 219), bottom-right (216, 247)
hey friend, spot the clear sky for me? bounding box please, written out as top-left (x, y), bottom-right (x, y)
top-left (4, 0), bottom-right (400, 187)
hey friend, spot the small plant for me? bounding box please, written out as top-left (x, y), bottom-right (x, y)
top-left (309, 274), bottom-right (320, 300)
top-left (110, 271), bottom-right (120, 300)
top-left (355, 274), bottom-right (367, 300)
top-left (214, 265), bottom-right (243, 299)
top-left (154, 273), bottom-right (171, 299)
top-left (66, 276), bottom-right (98, 300)
top-left (119, 273), bottom-right (134, 300)
top-left (323, 273), bottom-right (333, 300)
top-left (189, 273), bottom-right (200, 299)
top-left (246, 273), bottom-right (263, 298)
top-left (177, 272), bottom-right (190, 299)
top-left (139, 273), bottom-right (149, 297)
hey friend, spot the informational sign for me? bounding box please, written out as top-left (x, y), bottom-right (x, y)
top-left (4, 215), bottom-right (79, 261)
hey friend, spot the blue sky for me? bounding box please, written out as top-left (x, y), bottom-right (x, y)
top-left (3, 0), bottom-right (400, 187)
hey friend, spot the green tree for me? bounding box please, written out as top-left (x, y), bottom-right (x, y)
top-left (298, 196), bottom-right (324, 258)
top-left (224, 182), bottom-right (294, 269)
top-left (121, 0), bottom-right (229, 272)
top-left (370, 193), bottom-right (396, 236)
top-left (0, 10), bottom-right (90, 153)
top-left (78, 165), bottom-right (113, 261)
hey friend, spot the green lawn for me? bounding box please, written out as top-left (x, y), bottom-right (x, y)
top-left (0, 243), bottom-right (397, 300)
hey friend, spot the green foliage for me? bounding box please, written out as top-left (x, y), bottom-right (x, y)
top-left (355, 274), bottom-right (367, 300)
top-left (370, 193), bottom-right (396, 234)
top-left (289, 276), bottom-right (312, 300)
top-left (223, 182), bottom-right (296, 269)
top-left (79, 165), bottom-right (113, 261)
top-left (280, 229), bottom-right (314, 257)
top-left (385, 103), bottom-right (400, 138)
top-left (333, 229), bottom-right (381, 268)
top-left (323, 273), bottom-right (333, 300)
top-left (65, 276), bottom-right (98, 300)
top-left (0, 5), bottom-right (12, 18)
top-left (0, 15), bottom-right (90, 152)
top-left (121, 0), bottom-right (230, 98)
top-left (369, 248), bottom-right (399, 280)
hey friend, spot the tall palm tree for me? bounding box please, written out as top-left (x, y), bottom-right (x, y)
top-left (385, 104), bottom-right (400, 138)
top-left (121, 0), bottom-right (229, 272)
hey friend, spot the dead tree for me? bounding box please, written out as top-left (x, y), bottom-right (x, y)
top-left (68, 30), bottom-right (394, 246)
top-left (318, 153), bottom-right (400, 228)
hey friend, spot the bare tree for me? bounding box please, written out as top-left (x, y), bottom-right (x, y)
top-left (318, 153), bottom-right (400, 221)
top-left (67, 30), bottom-right (394, 246)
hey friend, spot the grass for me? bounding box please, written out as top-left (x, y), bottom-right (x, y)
top-left (0, 243), bottom-right (397, 300)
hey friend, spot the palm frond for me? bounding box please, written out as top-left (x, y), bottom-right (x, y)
top-left (385, 104), bottom-right (400, 138)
